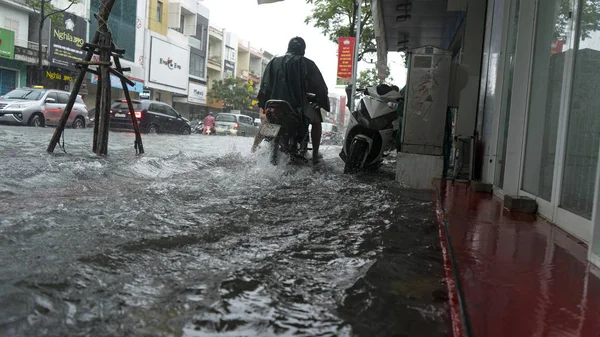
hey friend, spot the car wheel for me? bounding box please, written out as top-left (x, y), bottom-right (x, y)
top-left (72, 116), bottom-right (85, 129)
top-left (148, 124), bottom-right (159, 134)
top-left (182, 126), bottom-right (191, 135)
top-left (241, 131), bottom-right (246, 137)
top-left (29, 113), bottom-right (44, 127)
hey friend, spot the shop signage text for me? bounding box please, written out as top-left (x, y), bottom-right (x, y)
top-left (336, 37), bottom-right (355, 86)
top-left (46, 71), bottom-right (74, 81)
top-left (188, 82), bottom-right (207, 104)
top-left (49, 13), bottom-right (87, 69)
top-left (149, 37), bottom-right (189, 91)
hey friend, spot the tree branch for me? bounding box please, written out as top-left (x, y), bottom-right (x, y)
top-left (44, 1), bottom-right (75, 21)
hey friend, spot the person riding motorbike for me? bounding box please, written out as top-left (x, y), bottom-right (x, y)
top-left (255, 37), bottom-right (330, 164)
top-left (203, 112), bottom-right (215, 135)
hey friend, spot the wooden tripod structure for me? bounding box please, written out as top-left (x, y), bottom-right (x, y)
top-left (47, 0), bottom-right (144, 156)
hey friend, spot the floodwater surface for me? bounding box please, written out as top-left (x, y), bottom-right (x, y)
top-left (0, 126), bottom-right (449, 336)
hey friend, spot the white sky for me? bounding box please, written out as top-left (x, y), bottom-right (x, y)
top-left (201, 0), bottom-right (407, 96)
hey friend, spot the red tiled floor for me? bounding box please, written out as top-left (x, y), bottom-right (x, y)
top-left (436, 181), bottom-right (600, 337)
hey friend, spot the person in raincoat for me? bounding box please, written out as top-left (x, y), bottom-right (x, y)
top-left (254, 37), bottom-right (330, 164)
top-left (203, 112), bottom-right (215, 135)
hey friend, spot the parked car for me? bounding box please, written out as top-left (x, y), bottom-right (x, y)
top-left (214, 113), bottom-right (258, 136)
top-left (108, 100), bottom-right (191, 135)
top-left (0, 88), bottom-right (89, 128)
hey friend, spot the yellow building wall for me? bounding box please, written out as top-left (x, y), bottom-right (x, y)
top-left (148, 0), bottom-right (168, 35)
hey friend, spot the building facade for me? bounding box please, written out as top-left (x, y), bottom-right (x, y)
top-left (372, 0), bottom-right (600, 266)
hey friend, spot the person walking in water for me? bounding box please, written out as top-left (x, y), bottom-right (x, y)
top-left (203, 112), bottom-right (215, 135)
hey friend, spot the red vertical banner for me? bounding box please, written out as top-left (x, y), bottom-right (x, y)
top-left (336, 37), bottom-right (356, 86)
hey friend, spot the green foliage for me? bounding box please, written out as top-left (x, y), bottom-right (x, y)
top-left (305, 0), bottom-right (375, 60)
top-left (357, 65), bottom-right (393, 88)
top-left (554, 0), bottom-right (600, 41)
top-left (208, 77), bottom-right (256, 111)
top-left (25, 0), bottom-right (80, 27)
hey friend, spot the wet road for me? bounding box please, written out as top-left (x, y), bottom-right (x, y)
top-left (0, 126), bottom-right (449, 337)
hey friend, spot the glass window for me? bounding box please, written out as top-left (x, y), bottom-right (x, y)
top-left (157, 1), bottom-right (163, 23)
top-left (190, 52), bottom-right (205, 78)
top-left (216, 114), bottom-right (236, 122)
top-left (57, 93), bottom-right (69, 104)
top-left (46, 92), bottom-right (58, 102)
top-left (180, 14), bottom-right (185, 33)
top-left (521, 0), bottom-right (572, 200)
top-left (495, 0), bottom-right (521, 188)
top-left (90, 0), bottom-right (137, 61)
top-left (164, 105), bottom-right (179, 117)
top-left (240, 116), bottom-right (252, 125)
top-left (559, 0), bottom-right (600, 219)
top-left (3, 88), bottom-right (44, 100)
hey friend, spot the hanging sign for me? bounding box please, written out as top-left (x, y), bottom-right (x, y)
top-left (336, 37), bottom-right (355, 86)
top-left (48, 13), bottom-right (87, 69)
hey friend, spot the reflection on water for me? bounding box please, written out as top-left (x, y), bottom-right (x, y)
top-left (0, 126), bottom-right (449, 336)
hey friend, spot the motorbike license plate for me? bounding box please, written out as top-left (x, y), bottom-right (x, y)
top-left (260, 122), bottom-right (281, 138)
top-left (115, 113), bottom-right (126, 118)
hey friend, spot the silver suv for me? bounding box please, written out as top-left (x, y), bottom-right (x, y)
top-left (0, 88), bottom-right (89, 128)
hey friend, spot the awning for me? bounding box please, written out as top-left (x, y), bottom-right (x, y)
top-left (374, 0), bottom-right (464, 52)
top-left (257, 0), bottom-right (284, 4)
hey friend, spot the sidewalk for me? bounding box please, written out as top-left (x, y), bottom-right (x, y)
top-left (435, 181), bottom-right (600, 337)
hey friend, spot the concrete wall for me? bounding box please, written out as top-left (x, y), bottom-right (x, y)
top-left (0, 2), bottom-right (30, 47)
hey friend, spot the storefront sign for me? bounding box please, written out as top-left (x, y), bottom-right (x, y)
top-left (90, 74), bottom-right (144, 93)
top-left (149, 37), bottom-right (190, 90)
top-left (336, 37), bottom-right (355, 86)
top-left (0, 28), bottom-right (15, 59)
top-left (188, 82), bottom-right (207, 104)
top-left (46, 70), bottom-right (74, 82)
top-left (48, 13), bottom-right (87, 69)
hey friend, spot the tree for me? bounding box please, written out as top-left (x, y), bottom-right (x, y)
top-left (357, 64), bottom-right (393, 88)
top-left (208, 77), bottom-right (256, 111)
top-left (554, 0), bottom-right (600, 41)
top-left (25, 0), bottom-right (79, 84)
top-left (305, 0), bottom-right (375, 61)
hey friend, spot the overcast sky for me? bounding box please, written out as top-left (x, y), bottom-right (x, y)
top-left (201, 0), bottom-right (407, 96)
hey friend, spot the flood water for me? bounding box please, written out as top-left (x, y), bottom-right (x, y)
top-left (0, 126), bottom-right (449, 337)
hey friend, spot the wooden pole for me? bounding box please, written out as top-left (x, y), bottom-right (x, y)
top-left (113, 56), bottom-right (144, 154)
top-left (47, 0), bottom-right (116, 154)
top-left (95, 31), bottom-right (112, 156)
top-left (92, 70), bottom-right (102, 153)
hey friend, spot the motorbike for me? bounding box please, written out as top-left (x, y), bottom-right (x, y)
top-left (340, 84), bottom-right (403, 174)
top-left (259, 93), bottom-right (318, 165)
top-left (192, 121), bottom-right (204, 134)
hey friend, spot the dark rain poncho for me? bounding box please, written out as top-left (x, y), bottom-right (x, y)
top-left (257, 53), bottom-right (330, 114)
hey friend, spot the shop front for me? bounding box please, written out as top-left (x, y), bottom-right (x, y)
top-left (0, 27), bottom-right (26, 95)
top-left (173, 81), bottom-right (208, 121)
top-left (448, 0), bottom-right (600, 266)
top-left (85, 73), bottom-right (145, 108)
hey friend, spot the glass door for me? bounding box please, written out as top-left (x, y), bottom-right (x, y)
top-left (520, 0), bottom-right (600, 242)
top-left (520, 0), bottom-right (574, 219)
top-left (494, 0), bottom-right (522, 189)
top-left (554, 0), bottom-right (600, 241)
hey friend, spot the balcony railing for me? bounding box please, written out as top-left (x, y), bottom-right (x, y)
top-left (15, 39), bottom-right (48, 52)
top-left (208, 56), bottom-right (222, 68)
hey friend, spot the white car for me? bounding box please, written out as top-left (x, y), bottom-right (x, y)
top-left (214, 113), bottom-right (259, 137)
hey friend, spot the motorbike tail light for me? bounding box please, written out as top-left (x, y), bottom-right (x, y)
top-left (233, 122), bottom-right (239, 130)
top-left (135, 111), bottom-right (142, 119)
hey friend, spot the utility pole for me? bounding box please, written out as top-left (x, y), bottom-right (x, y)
top-left (350, 0), bottom-right (362, 112)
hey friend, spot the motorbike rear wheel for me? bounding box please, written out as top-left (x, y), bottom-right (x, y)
top-left (344, 138), bottom-right (369, 174)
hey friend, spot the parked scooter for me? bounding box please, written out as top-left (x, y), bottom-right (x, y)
top-left (340, 84), bottom-right (403, 173)
top-left (259, 93), bottom-right (319, 165)
top-left (192, 121), bottom-right (204, 134)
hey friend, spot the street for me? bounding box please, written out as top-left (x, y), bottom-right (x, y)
top-left (0, 126), bottom-right (449, 337)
